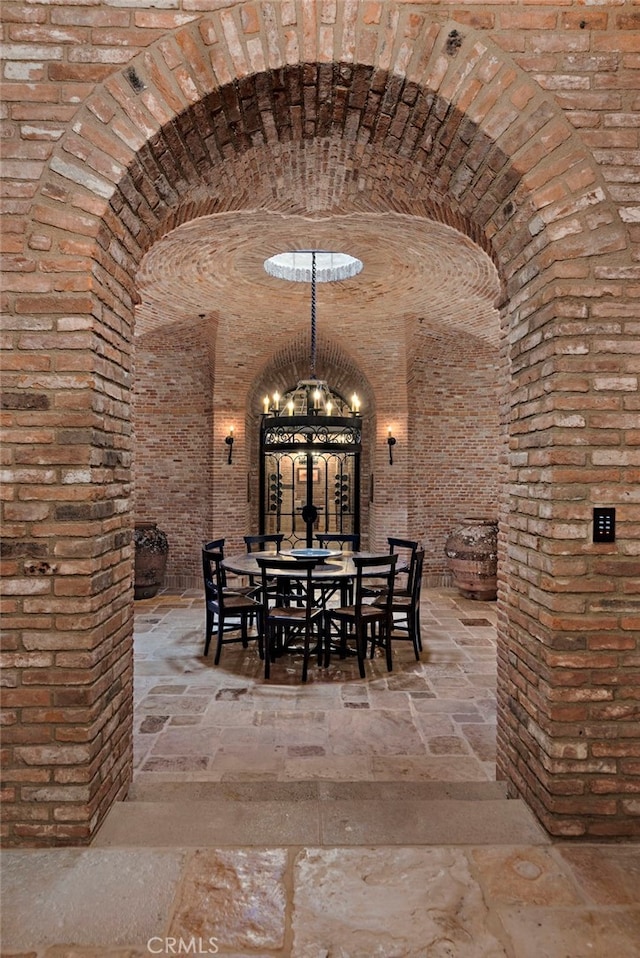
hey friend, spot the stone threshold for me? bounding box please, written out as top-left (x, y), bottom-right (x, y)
top-left (128, 777), bottom-right (508, 802)
top-left (92, 791), bottom-right (548, 849)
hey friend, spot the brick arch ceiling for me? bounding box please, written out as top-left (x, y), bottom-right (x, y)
top-left (135, 208), bottom-right (502, 374)
top-left (128, 53), bottom-right (511, 358)
top-left (35, 7), bottom-right (626, 357)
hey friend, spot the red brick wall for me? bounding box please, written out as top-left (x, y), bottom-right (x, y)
top-left (409, 329), bottom-right (501, 578)
top-left (1, 1), bottom-right (639, 845)
top-left (133, 327), bottom-right (213, 586)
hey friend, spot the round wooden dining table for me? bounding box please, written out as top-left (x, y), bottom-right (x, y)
top-left (222, 549), bottom-right (408, 665)
top-left (222, 548), bottom-right (408, 612)
top-left (222, 548), bottom-right (395, 583)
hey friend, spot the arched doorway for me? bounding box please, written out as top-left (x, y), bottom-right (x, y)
top-left (3, 5), bottom-right (637, 845)
top-left (260, 383), bottom-right (362, 547)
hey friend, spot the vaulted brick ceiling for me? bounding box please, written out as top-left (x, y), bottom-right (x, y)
top-left (134, 209), bottom-right (502, 349)
top-left (130, 62), bottom-right (504, 354)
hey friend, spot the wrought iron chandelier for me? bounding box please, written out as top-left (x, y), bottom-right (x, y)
top-left (261, 251), bottom-right (363, 452)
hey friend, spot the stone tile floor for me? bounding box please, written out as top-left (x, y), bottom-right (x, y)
top-left (131, 586), bottom-right (499, 783)
top-left (2, 588), bottom-right (639, 957)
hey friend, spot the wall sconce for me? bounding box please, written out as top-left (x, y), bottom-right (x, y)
top-left (387, 427), bottom-right (396, 465)
top-left (225, 426), bottom-right (234, 465)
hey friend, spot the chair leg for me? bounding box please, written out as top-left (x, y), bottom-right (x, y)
top-left (355, 624), bottom-right (366, 679)
top-left (204, 608), bottom-right (214, 656)
top-left (214, 617), bottom-right (225, 665)
top-left (369, 622), bottom-right (377, 659)
top-left (323, 616), bottom-right (332, 668)
top-left (264, 625), bottom-right (272, 679)
top-left (410, 612), bottom-right (420, 660)
top-left (257, 611), bottom-right (265, 661)
top-left (384, 623), bottom-right (393, 672)
top-left (369, 618), bottom-right (393, 672)
top-left (339, 620), bottom-right (349, 659)
top-left (302, 628), bottom-right (310, 683)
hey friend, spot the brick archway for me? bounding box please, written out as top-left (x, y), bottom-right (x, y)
top-left (3, 3), bottom-right (637, 845)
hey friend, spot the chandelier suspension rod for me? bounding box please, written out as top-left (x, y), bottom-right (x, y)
top-left (310, 251), bottom-right (317, 379)
top-left (262, 248), bottom-right (363, 413)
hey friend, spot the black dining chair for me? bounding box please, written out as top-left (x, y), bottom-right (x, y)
top-left (363, 536), bottom-right (420, 599)
top-left (314, 533), bottom-right (361, 605)
top-left (244, 533), bottom-right (285, 553)
top-left (203, 536), bottom-right (259, 629)
top-left (388, 537), bottom-right (420, 597)
top-left (244, 533), bottom-right (286, 596)
top-left (256, 555), bottom-right (323, 682)
top-left (203, 537), bottom-right (257, 597)
top-left (315, 533), bottom-right (361, 551)
top-left (372, 548), bottom-right (424, 660)
top-left (323, 553), bottom-right (398, 677)
top-left (202, 548), bottom-right (263, 665)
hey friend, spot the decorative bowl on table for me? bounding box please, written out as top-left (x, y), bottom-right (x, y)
top-left (285, 548), bottom-right (342, 562)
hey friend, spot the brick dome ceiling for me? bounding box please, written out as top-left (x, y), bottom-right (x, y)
top-left (135, 210), bottom-right (501, 347)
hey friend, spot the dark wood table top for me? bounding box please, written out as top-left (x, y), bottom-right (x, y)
top-left (223, 550), bottom-right (405, 580)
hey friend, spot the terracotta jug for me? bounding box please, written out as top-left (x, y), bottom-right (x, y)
top-left (445, 518), bottom-right (498, 601)
top-left (133, 522), bottom-right (169, 599)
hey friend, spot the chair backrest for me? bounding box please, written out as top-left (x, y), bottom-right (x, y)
top-left (255, 556), bottom-right (318, 620)
top-left (387, 537), bottom-right (420, 591)
top-left (204, 537), bottom-right (225, 552)
top-left (201, 548), bottom-right (226, 606)
top-left (316, 532), bottom-right (360, 551)
top-left (411, 548), bottom-right (425, 605)
top-left (353, 553), bottom-right (398, 615)
top-left (203, 538), bottom-right (226, 587)
top-left (244, 533), bottom-right (284, 553)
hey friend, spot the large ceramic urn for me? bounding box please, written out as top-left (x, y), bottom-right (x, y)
top-left (133, 522), bottom-right (169, 599)
top-left (445, 518), bottom-right (498, 601)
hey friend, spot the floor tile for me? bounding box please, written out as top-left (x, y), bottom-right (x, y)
top-left (555, 844), bottom-right (640, 905)
top-left (0, 849), bottom-right (185, 951)
top-left (496, 904), bottom-right (640, 958)
top-left (292, 847), bottom-right (508, 958)
top-left (168, 849), bottom-right (288, 950)
top-left (470, 846), bottom-right (584, 905)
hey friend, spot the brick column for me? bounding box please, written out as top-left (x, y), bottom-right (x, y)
top-left (496, 292), bottom-right (640, 839)
top-left (1, 282), bottom-right (134, 845)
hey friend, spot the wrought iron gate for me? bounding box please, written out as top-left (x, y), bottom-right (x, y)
top-left (260, 399), bottom-right (361, 548)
